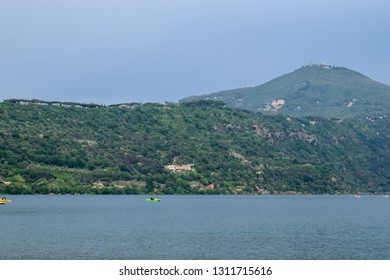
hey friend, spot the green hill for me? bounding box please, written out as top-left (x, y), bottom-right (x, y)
top-left (0, 100), bottom-right (388, 194)
top-left (181, 64), bottom-right (390, 119)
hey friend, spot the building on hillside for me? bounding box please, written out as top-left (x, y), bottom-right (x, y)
top-left (165, 164), bottom-right (194, 172)
top-left (199, 183), bottom-right (215, 190)
top-left (271, 99), bottom-right (285, 110)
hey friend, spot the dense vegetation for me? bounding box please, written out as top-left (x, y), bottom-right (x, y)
top-left (181, 65), bottom-right (390, 119)
top-left (0, 100), bottom-right (388, 194)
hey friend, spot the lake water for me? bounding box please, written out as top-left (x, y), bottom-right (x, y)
top-left (1, 195), bottom-right (389, 260)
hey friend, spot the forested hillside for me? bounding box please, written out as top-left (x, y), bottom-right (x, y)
top-left (0, 100), bottom-right (388, 194)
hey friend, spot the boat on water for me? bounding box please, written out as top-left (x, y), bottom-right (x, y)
top-left (0, 198), bottom-right (11, 205)
top-left (146, 197), bottom-right (160, 202)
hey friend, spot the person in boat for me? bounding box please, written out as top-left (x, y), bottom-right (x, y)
top-left (150, 197), bottom-right (154, 201)
top-left (1, 197), bottom-right (6, 201)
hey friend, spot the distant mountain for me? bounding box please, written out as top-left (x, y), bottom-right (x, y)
top-left (181, 64), bottom-right (390, 119)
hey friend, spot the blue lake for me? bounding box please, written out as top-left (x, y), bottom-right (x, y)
top-left (1, 195), bottom-right (389, 260)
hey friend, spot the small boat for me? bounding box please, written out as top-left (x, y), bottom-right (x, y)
top-left (0, 199), bottom-right (11, 205)
top-left (145, 197), bottom-right (160, 202)
top-left (354, 194), bottom-right (361, 198)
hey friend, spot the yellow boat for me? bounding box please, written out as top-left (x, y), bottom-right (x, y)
top-left (0, 199), bottom-right (11, 205)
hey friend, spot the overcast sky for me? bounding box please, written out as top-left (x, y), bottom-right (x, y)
top-left (1, 0), bottom-right (389, 104)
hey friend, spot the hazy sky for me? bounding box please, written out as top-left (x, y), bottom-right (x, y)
top-left (1, 0), bottom-right (389, 104)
